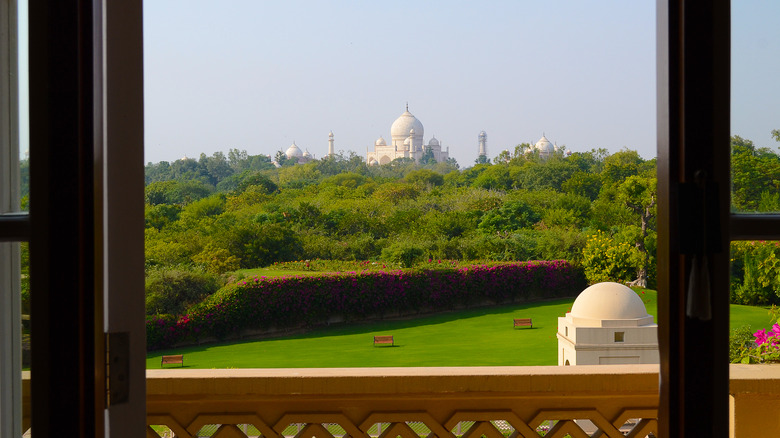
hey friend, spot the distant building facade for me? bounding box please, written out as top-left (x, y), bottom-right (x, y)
top-left (366, 105), bottom-right (450, 165)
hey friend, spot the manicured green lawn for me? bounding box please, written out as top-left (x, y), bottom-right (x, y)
top-left (237, 268), bottom-right (322, 278)
top-left (731, 303), bottom-right (775, 330)
top-left (148, 298), bottom-right (574, 368)
top-left (146, 289), bottom-right (773, 369)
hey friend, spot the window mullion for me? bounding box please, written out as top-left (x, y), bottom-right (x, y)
top-left (730, 214), bottom-right (780, 241)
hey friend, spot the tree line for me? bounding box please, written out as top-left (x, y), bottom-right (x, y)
top-left (17, 132), bottom-right (780, 316)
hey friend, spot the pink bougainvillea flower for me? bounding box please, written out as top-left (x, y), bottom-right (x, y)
top-left (771, 323), bottom-right (780, 338)
top-left (754, 329), bottom-right (768, 345)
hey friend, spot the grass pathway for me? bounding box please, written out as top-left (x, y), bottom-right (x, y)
top-left (147, 290), bottom-right (773, 369)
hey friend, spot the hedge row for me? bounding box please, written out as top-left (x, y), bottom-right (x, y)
top-left (146, 260), bottom-right (586, 350)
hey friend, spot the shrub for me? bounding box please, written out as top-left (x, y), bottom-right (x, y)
top-left (729, 325), bottom-right (757, 363)
top-left (731, 241), bottom-right (780, 305)
top-left (381, 242), bottom-right (425, 268)
top-left (145, 260), bottom-right (586, 349)
top-left (582, 230), bottom-right (642, 284)
top-left (145, 266), bottom-right (221, 315)
top-left (192, 244), bottom-right (241, 274)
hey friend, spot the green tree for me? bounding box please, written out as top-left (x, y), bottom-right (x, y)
top-left (145, 267), bottom-right (221, 315)
top-left (617, 174), bottom-right (657, 286)
top-left (144, 160), bottom-right (172, 184)
top-left (227, 148), bottom-right (249, 171)
top-left (420, 146), bottom-right (436, 165)
top-left (477, 200), bottom-right (540, 233)
top-left (582, 230), bottom-right (643, 284)
top-left (274, 150), bottom-right (291, 167)
top-left (144, 204), bottom-right (181, 230)
top-left (405, 169), bottom-right (444, 187)
top-left (200, 151), bottom-right (233, 185)
top-left (561, 171), bottom-right (602, 201)
top-left (601, 149), bottom-right (644, 186)
top-left (731, 135), bottom-right (780, 211)
top-left (192, 244), bottom-right (241, 274)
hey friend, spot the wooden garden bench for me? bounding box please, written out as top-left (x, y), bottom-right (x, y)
top-left (513, 318), bottom-right (533, 328)
top-left (161, 354), bottom-right (184, 367)
top-left (373, 335), bottom-right (394, 346)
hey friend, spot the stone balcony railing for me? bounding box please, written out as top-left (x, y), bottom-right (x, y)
top-left (145, 365), bottom-right (660, 438)
top-left (21, 364), bottom-right (780, 437)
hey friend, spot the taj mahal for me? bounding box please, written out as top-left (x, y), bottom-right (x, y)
top-left (365, 104), bottom-right (450, 165)
top-left (279, 105), bottom-right (568, 166)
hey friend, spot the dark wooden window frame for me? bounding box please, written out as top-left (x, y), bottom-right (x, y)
top-left (4, 0), bottom-right (775, 436)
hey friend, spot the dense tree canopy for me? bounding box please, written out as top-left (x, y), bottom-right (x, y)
top-left (138, 146), bottom-right (667, 288)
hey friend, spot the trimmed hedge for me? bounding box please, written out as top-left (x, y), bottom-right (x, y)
top-left (147, 260), bottom-right (585, 350)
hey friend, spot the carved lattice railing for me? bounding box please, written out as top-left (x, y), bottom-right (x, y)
top-left (21, 363), bottom-right (780, 436)
top-left (145, 365), bottom-right (660, 438)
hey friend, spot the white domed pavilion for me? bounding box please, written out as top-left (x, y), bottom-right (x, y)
top-left (366, 105), bottom-right (450, 165)
top-left (557, 282), bottom-right (659, 365)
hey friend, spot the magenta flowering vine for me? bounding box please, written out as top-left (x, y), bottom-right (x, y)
top-left (746, 323), bottom-right (780, 363)
top-left (145, 260), bottom-right (586, 350)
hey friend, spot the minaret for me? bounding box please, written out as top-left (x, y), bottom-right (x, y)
top-left (408, 129), bottom-right (415, 159)
top-left (478, 131), bottom-right (488, 158)
top-left (328, 131), bottom-right (335, 156)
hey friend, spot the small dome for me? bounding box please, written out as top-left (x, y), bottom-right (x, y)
top-left (428, 136), bottom-right (440, 146)
top-left (303, 149), bottom-right (311, 157)
top-left (479, 131), bottom-right (487, 138)
top-left (285, 142), bottom-right (303, 158)
top-left (329, 131), bottom-right (334, 138)
top-left (375, 136), bottom-right (387, 146)
top-left (570, 282), bottom-right (651, 323)
top-left (403, 137), bottom-right (411, 146)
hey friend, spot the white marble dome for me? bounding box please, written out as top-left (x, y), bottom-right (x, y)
top-left (391, 108), bottom-right (424, 142)
top-left (285, 142), bottom-right (303, 158)
top-left (375, 136), bottom-right (387, 146)
top-left (302, 149), bottom-right (311, 158)
top-left (428, 136), bottom-right (440, 146)
top-left (534, 135), bottom-right (555, 155)
top-left (569, 282), bottom-right (653, 327)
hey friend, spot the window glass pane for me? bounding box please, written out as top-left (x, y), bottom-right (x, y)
top-left (0, 1), bottom-right (29, 436)
top-left (729, 241), bottom-right (780, 364)
top-left (143, 1), bottom-right (657, 369)
top-left (731, 3), bottom-right (780, 213)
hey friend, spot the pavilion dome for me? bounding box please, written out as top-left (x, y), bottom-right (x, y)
top-left (428, 136), bottom-right (440, 146)
top-left (375, 136), bottom-right (387, 146)
top-left (285, 142), bottom-right (303, 158)
top-left (390, 108), bottom-right (424, 142)
top-left (570, 282), bottom-right (650, 322)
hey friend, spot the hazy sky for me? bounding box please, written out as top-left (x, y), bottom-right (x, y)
top-left (143, 1), bottom-right (779, 166)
